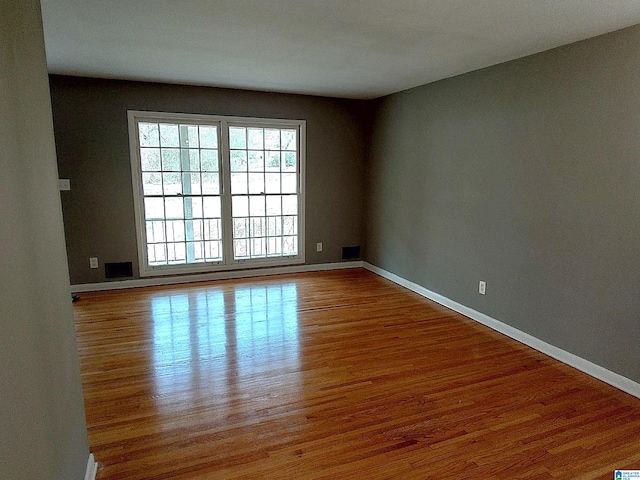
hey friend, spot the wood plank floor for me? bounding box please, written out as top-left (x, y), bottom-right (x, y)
top-left (74, 268), bottom-right (640, 479)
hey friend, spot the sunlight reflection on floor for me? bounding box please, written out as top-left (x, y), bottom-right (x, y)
top-left (150, 283), bottom-right (300, 408)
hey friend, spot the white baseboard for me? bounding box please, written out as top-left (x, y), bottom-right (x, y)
top-left (363, 262), bottom-right (640, 400)
top-left (71, 261), bottom-right (364, 293)
top-left (84, 453), bottom-right (97, 480)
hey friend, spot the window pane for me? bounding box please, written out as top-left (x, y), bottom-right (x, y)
top-left (248, 128), bottom-right (263, 149)
top-left (142, 173), bottom-right (162, 195)
top-left (232, 196), bottom-right (248, 217)
top-left (229, 127), bottom-right (246, 149)
top-left (141, 148), bottom-right (161, 171)
top-left (204, 240), bottom-right (222, 261)
top-left (267, 237), bottom-right (282, 256)
top-left (283, 216), bottom-right (297, 235)
top-left (251, 217), bottom-right (264, 237)
top-left (230, 151), bottom-right (247, 171)
top-left (265, 129), bottom-right (280, 149)
top-left (188, 150), bottom-right (200, 171)
top-left (146, 220), bottom-right (165, 243)
top-left (265, 173), bottom-right (280, 194)
top-left (202, 173), bottom-right (219, 195)
top-left (251, 237), bottom-right (266, 257)
top-left (266, 196), bottom-right (281, 216)
top-left (199, 126), bottom-right (218, 148)
top-left (282, 195), bottom-right (297, 215)
top-left (267, 216), bottom-right (282, 236)
top-left (204, 219), bottom-right (221, 240)
top-left (283, 152), bottom-right (297, 171)
top-left (139, 123), bottom-right (159, 147)
top-left (233, 218), bottom-right (248, 238)
top-left (281, 129), bottom-right (296, 150)
top-left (248, 173), bottom-right (264, 194)
top-left (234, 239), bottom-right (248, 258)
top-left (148, 243), bottom-right (166, 264)
top-left (231, 173), bottom-right (248, 194)
top-left (159, 124), bottom-right (179, 147)
top-left (183, 197), bottom-right (197, 219)
top-left (281, 173), bottom-right (297, 194)
top-left (187, 241), bottom-right (205, 262)
top-left (185, 219), bottom-right (203, 241)
top-left (249, 196), bottom-right (265, 216)
top-left (201, 150), bottom-right (218, 171)
top-left (248, 151), bottom-right (264, 171)
top-left (147, 244), bottom-right (158, 264)
top-left (161, 149), bottom-right (180, 171)
top-left (167, 242), bottom-right (186, 263)
top-left (203, 196), bottom-right (221, 218)
top-left (162, 173), bottom-right (182, 195)
top-left (283, 236), bottom-right (297, 255)
top-left (265, 151), bottom-right (280, 171)
top-left (190, 197), bottom-right (203, 218)
top-left (186, 125), bottom-right (199, 148)
top-left (182, 173), bottom-right (201, 195)
top-left (144, 197), bottom-right (164, 220)
top-left (166, 220), bottom-right (185, 242)
top-left (165, 197), bottom-right (184, 219)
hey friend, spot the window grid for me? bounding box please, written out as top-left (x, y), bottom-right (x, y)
top-left (130, 112), bottom-right (305, 276)
top-left (229, 126), bottom-right (299, 261)
top-left (139, 121), bottom-right (223, 266)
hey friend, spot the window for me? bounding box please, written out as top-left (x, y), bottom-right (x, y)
top-left (128, 111), bottom-right (305, 277)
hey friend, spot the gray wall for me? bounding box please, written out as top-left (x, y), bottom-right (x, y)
top-left (49, 21), bottom-right (640, 385)
top-left (50, 77), bottom-right (369, 284)
top-left (366, 25), bottom-right (640, 383)
top-left (0, 1), bottom-right (89, 479)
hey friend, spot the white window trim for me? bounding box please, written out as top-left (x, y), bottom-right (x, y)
top-left (128, 110), bottom-right (306, 277)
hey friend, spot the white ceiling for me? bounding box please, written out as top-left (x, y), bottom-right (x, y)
top-left (40, 0), bottom-right (640, 99)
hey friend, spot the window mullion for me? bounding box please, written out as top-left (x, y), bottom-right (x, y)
top-left (219, 120), bottom-right (234, 265)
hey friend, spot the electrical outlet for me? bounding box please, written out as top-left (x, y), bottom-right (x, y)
top-left (89, 257), bottom-right (99, 269)
top-left (479, 281), bottom-right (486, 295)
top-left (316, 242), bottom-right (323, 252)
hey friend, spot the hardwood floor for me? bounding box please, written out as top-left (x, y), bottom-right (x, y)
top-left (74, 268), bottom-right (640, 479)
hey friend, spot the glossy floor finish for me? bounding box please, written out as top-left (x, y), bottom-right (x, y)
top-left (74, 269), bottom-right (640, 479)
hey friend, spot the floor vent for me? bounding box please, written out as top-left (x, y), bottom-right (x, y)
top-left (105, 262), bottom-right (133, 279)
top-left (341, 246), bottom-right (361, 260)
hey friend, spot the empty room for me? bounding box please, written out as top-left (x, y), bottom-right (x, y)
top-left (3, 1), bottom-right (640, 479)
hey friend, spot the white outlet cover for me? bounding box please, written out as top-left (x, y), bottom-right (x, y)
top-left (58, 178), bottom-right (71, 191)
top-left (316, 243), bottom-right (323, 252)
